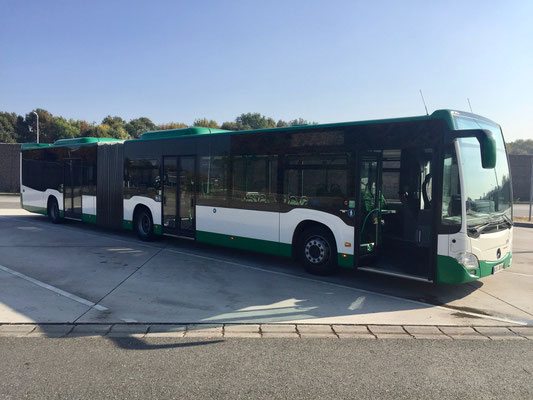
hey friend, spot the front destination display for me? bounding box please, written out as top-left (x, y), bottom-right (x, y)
top-left (20, 110), bottom-right (513, 284)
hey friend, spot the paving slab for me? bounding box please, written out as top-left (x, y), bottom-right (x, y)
top-left (438, 326), bottom-right (488, 340)
top-left (224, 324), bottom-right (261, 338)
top-left (183, 324), bottom-right (223, 338)
top-left (474, 327), bottom-right (526, 340)
top-left (332, 325), bottom-right (375, 338)
top-left (68, 324), bottom-right (112, 337)
top-left (261, 324), bottom-right (299, 338)
top-left (509, 327), bottom-right (533, 339)
top-left (107, 324), bottom-right (149, 338)
top-left (368, 325), bottom-right (412, 339)
top-left (26, 325), bottom-right (74, 338)
top-left (0, 324), bottom-right (35, 336)
top-left (296, 324), bottom-right (337, 338)
top-left (404, 325), bottom-right (451, 340)
top-left (145, 325), bottom-right (186, 338)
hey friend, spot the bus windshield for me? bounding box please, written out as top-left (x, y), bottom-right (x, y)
top-left (454, 115), bottom-right (512, 228)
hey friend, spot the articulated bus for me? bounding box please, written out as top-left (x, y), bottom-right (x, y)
top-left (20, 110), bottom-right (513, 284)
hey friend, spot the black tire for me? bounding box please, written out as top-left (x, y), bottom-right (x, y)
top-left (298, 226), bottom-right (338, 275)
top-left (135, 207), bottom-right (154, 241)
top-left (47, 197), bottom-right (61, 224)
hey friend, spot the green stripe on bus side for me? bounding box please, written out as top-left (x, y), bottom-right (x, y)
top-left (123, 220), bottom-right (134, 230)
top-left (436, 252), bottom-right (512, 284)
top-left (337, 254), bottom-right (354, 269)
top-left (196, 231), bottom-right (290, 257)
top-left (22, 205), bottom-right (47, 215)
top-left (82, 214), bottom-right (97, 224)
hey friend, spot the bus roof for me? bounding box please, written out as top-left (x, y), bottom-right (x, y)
top-left (131, 109), bottom-right (493, 143)
top-left (21, 109), bottom-right (497, 150)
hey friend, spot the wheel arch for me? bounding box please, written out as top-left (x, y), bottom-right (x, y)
top-left (291, 220), bottom-right (336, 259)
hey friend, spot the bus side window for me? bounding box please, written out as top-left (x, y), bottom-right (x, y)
top-left (231, 155), bottom-right (278, 204)
top-left (441, 148), bottom-right (461, 226)
top-left (124, 159), bottom-right (159, 200)
top-left (199, 155), bottom-right (228, 202)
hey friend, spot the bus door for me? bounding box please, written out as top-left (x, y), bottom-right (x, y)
top-left (63, 159), bottom-right (82, 219)
top-left (357, 152), bottom-right (382, 260)
top-left (162, 156), bottom-right (196, 237)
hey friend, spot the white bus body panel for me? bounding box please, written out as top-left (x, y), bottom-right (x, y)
top-left (82, 195), bottom-right (96, 216)
top-left (21, 186), bottom-right (64, 211)
top-left (196, 206), bottom-right (279, 243)
top-left (196, 206), bottom-right (354, 255)
top-left (280, 208), bottom-right (354, 255)
top-left (124, 196), bottom-right (162, 225)
top-left (470, 227), bottom-right (512, 262)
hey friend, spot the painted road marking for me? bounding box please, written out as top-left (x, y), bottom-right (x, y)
top-left (0, 264), bottom-right (108, 311)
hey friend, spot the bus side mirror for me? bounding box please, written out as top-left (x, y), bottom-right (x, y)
top-left (453, 129), bottom-right (497, 169)
top-left (476, 130), bottom-right (496, 169)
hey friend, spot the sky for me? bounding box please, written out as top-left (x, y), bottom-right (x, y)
top-left (1, 0), bottom-right (532, 140)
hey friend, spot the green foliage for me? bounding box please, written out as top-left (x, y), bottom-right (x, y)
top-left (193, 118), bottom-right (220, 129)
top-left (156, 122), bottom-right (188, 130)
top-left (234, 113), bottom-right (276, 130)
top-left (125, 117), bottom-right (156, 138)
top-left (0, 108), bottom-right (317, 143)
top-left (52, 117), bottom-right (80, 140)
top-left (0, 112), bottom-right (18, 143)
top-left (507, 139), bottom-right (533, 155)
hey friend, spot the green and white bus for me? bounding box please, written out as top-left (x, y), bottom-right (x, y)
top-left (20, 110), bottom-right (513, 284)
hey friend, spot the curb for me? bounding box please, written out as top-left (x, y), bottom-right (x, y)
top-left (513, 222), bottom-right (533, 228)
top-left (0, 323), bottom-right (531, 340)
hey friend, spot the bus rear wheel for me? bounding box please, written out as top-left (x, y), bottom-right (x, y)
top-left (298, 227), bottom-right (338, 275)
top-left (47, 197), bottom-right (61, 224)
top-left (135, 207), bottom-right (154, 241)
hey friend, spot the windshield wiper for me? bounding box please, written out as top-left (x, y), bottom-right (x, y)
top-left (468, 216), bottom-right (512, 238)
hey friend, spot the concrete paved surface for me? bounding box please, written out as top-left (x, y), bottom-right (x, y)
top-left (0, 338), bottom-right (531, 399)
top-left (514, 203), bottom-right (532, 218)
top-left (1, 196), bottom-right (532, 327)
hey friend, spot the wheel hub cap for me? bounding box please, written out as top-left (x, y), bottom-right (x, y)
top-left (304, 237), bottom-right (329, 264)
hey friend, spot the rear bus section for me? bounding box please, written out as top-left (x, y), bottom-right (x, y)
top-left (20, 138), bottom-right (123, 227)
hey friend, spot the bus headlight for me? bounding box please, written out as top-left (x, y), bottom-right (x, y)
top-left (456, 253), bottom-right (479, 275)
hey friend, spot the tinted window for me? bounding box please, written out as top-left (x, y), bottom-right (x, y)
top-left (231, 155), bottom-right (278, 206)
top-left (124, 159), bottom-right (160, 200)
top-left (284, 154), bottom-right (348, 211)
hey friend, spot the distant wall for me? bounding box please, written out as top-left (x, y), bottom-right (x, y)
top-left (0, 144), bottom-right (21, 193)
top-left (509, 154), bottom-right (533, 201)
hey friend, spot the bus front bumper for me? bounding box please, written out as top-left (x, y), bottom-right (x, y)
top-left (436, 252), bottom-right (512, 284)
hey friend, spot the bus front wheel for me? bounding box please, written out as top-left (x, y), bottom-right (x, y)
top-left (135, 207), bottom-right (154, 241)
top-left (47, 197), bottom-right (61, 224)
top-left (298, 227), bottom-right (338, 276)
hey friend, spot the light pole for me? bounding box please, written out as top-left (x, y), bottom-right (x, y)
top-left (32, 111), bottom-right (39, 143)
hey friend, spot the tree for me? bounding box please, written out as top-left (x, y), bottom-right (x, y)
top-left (276, 119), bottom-right (289, 128)
top-left (507, 139), bottom-right (533, 155)
top-left (100, 115), bottom-right (130, 139)
top-left (221, 121), bottom-right (239, 130)
top-left (235, 113), bottom-right (276, 130)
top-left (193, 118), bottom-right (220, 129)
top-left (24, 109), bottom-right (55, 143)
top-left (125, 117), bottom-right (156, 138)
top-left (52, 116), bottom-right (79, 140)
top-left (289, 118), bottom-right (313, 126)
top-left (157, 122), bottom-right (188, 130)
top-left (0, 112), bottom-right (18, 143)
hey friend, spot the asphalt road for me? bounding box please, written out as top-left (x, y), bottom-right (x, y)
top-left (0, 337), bottom-right (531, 399)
